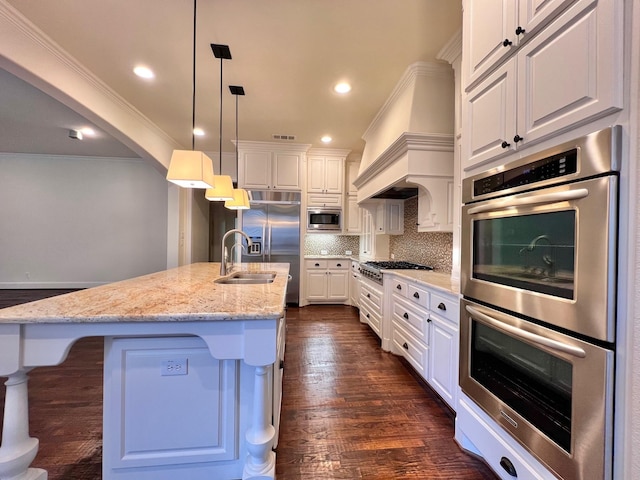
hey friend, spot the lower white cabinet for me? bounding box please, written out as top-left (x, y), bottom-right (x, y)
top-left (388, 274), bottom-right (459, 410)
top-left (304, 258), bottom-right (349, 303)
top-left (359, 277), bottom-right (383, 337)
top-left (349, 261), bottom-right (361, 307)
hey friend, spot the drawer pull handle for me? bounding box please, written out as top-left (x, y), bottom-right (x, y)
top-left (396, 284), bottom-right (402, 290)
top-left (502, 38), bottom-right (513, 47)
top-left (337, 263), bottom-right (342, 267)
top-left (367, 293), bottom-right (371, 298)
top-left (500, 457), bottom-right (517, 477)
top-left (279, 360), bottom-right (284, 370)
top-left (402, 342), bottom-right (409, 350)
top-left (366, 313), bottom-right (370, 318)
top-left (403, 312), bottom-right (409, 320)
top-left (413, 292), bottom-right (420, 299)
top-left (315, 263), bottom-right (320, 267)
top-left (515, 26), bottom-right (526, 36)
top-left (513, 134), bottom-right (524, 143)
top-left (438, 302), bottom-right (446, 311)
top-left (501, 140), bottom-right (511, 149)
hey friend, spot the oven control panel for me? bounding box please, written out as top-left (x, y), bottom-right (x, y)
top-left (473, 149), bottom-right (578, 197)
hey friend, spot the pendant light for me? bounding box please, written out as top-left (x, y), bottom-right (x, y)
top-left (225, 85), bottom-right (250, 210)
top-left (166, 0), bottom-right (215, 189)
top-left (205, 43), bottom-right (235, 201)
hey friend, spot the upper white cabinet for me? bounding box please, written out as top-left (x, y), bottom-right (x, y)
top-left (345, 161), bottom-right (360, 195)
top-left (374, 200), bottom-right (404, 235)
top-left (463, 0), bottom-right (623, 170)
top-left (237, 142), bottom-right (311, 191)
top-left (463, 0), bottom-right (577, 89)
top-left (345, 196), bottom-right (364, 235)
top-left (306, 151), bottom-right (348, 194)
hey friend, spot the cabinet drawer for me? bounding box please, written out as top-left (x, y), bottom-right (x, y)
top-left (360, 283), bottom-right (382, 310)
top-left (305, 259), bottom-right (328, 269)
top-left (360, 306), bottom-right (381, 337)
top-left (307, 193), bottom-right (342, 207)
top-left (430, 293), bottom-right (458, 324)
top-left (392, 322), bottom-right (427, 378)
top-left (328, 259), bottom-right (348, 269)
top-left (351, 261), bottom-right (359, 272)
top-left (407, 283), bottom-right (430, 309)
top-left (392, 295), bottom-right (429, 344)
top-left (390, 277), bottom-right (408, 297)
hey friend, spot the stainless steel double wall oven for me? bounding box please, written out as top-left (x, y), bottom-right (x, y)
top-left (460, 127), bottom-right (620, 480)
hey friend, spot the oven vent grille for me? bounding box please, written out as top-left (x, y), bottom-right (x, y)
top-left (272, 134), bottom-right (296, 141)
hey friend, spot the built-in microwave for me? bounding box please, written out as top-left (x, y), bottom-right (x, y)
top-left (307, 207), bottom-right (342, 231)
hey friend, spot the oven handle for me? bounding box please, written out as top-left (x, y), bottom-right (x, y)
top-left (467, 188), bottom-right (589, 215)
top-left (465, 305), bottom-right (586, 358)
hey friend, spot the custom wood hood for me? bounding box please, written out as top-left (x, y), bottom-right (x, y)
top-left (354, 62), bottom-right (455, 231)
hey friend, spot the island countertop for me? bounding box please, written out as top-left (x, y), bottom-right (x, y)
top-left (0, 262), bottom-right (290, 324)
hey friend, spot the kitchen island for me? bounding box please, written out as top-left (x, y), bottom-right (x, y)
top-left (0, 262), bottom-right (290, 480)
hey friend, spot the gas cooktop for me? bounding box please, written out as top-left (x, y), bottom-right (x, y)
top-left (359, 261), bottom-right (433, 284)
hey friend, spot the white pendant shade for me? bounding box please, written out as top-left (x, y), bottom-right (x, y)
top-left (204, 175), bottom-right (235, 201)
top-left (166, 150), bottom-right (215, 189)
top-left (224, 188), bottom-right (250, 210)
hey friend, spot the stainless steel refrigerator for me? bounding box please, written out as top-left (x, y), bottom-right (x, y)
top-left (240, 191), bottom-right (301, 305)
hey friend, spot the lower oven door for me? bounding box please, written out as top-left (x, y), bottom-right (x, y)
top-left (461, 174), bottom-right (617, 343)
top-left (460, 299), bottom-right (614, 480)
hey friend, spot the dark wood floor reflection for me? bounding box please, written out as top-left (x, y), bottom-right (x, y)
top-left (0, 293), bottom-right (496, 479)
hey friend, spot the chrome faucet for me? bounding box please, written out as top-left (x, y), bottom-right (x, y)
top-left (220, 229), bottom-right (252, 276)
top-left (229, 242), bottom-right (246, 269)
top-left (519, 235), bottom-right (556, 277)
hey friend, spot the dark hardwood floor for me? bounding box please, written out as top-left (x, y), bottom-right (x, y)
top-left (0, 292), bottom-right (496, 479)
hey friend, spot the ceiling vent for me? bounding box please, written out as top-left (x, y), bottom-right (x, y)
top-left (272, 134), bottom-right (296, 141)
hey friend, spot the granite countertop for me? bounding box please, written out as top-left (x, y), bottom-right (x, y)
top-left (0, 262), bottom-right (290, 324)
top-left (382, 269), bottom-right (460, 295)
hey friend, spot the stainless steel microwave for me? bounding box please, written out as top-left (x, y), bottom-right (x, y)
top-left (307, 207), bottom-right (342, 231)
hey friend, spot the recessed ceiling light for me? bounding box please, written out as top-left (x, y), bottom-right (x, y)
top-left (80, 127), bottom-right (95, 136)
top-left (193, 128), bottom-right (205, 136)
top-left (321, 135), bottom-right (332, 143)
top-left (134, 66), bottom-right (155, 79)
top-left (334, 82), bottom-right (351, 94)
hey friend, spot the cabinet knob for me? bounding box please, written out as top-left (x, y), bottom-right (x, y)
top-left (515, 26), bottom-right (526, 36)
top-left (366, 313), bottom-right (370, 318)
top-left (427, 318), bottom-right (432, 323)
top-left (367, 293), bottom-right (371, 298)
top-left (501, 140), bottom-right (511, 149)
top-left (513, 134), bottom-right (524, 143)
top-left (402, 342), bottom-right (409, 350)
top-left (500, 457), bottom-right (518, 477)
top-left (279, 360), bottom-right (285, 370)
top-left (438, 302), bottom-right (447, 311)
top-left (396, 284), bottom-right (402, 290)
top-left (413, 292), bottom-right (420, 299)
top-left (502, 38), bottom-right (513, 47)
top-left (315, 263), bottom-right (320, 267)
top-left (403, 312), bottom-right (409, 320)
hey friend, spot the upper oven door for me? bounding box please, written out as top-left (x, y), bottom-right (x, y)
top-left (461, 175), bottom-right (617, 342)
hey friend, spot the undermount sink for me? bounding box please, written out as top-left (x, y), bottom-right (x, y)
top-left (214, 272), bottom-right (276, 285)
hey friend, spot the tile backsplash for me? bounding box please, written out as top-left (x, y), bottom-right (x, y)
top-left (390, 197), bottom-right (453, 272)
top-left (304, 234), bottom-right (359, 256)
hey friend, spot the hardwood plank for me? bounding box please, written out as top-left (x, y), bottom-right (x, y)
top-left (0, 293), bottom-right (497, 479)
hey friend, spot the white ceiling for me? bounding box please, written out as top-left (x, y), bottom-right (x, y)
top-left (1, 0), bottom-right (462, 160)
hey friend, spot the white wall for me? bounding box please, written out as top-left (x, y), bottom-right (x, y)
top-left (0, 153), bottom-right (168, 287)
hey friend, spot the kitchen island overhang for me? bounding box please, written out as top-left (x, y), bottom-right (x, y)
top-left (0, 262), bottom-right (290, 480)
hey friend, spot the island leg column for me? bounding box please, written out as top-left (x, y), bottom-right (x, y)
top-left (242, 365), bottom-right (275, 480)
top-left (0, 370), bottom-right (46, 480)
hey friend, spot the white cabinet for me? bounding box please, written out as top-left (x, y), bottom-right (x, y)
top-left (389, 275), bottom-right (459, 410)
top-left (345, 161), bottom-right (360, 195)
top-left (345, 196), bottom-right (364, 234)
top-left (238, 143), bottom-right (309, 190)
top-left (374, 200), bottom-right (404, 235)
top-left (463, 0), bottom-right (623, 170)
top-left (463, 0), bottom-right (578, 89)
top-left (304, 259), bottom-right (349, 303)
top-left (359, 278), bottom-right (383, 338)
top-left (307, 155), bottom-right (345, 194)
top-left (360, 209), bottom-right (373, 257)
top-left (307, 192), bottom-right (342, 208)
top-left (349, 261), bottom-right (361, 307)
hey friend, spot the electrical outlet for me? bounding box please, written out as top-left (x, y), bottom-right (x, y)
top-left (390, 253), bottom-right (395, 259)
top-left (345, 250), bottom-right (352, 255)
top-left (320, 249), bottom-right (328, 255)
top-left (161, 358), bottom-right (188, 376)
